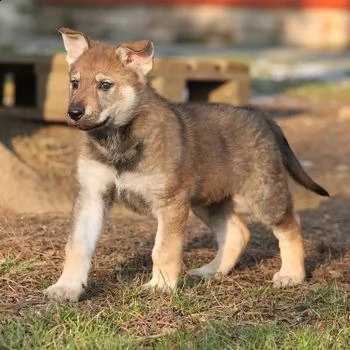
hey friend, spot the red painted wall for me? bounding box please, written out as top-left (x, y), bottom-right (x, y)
top-left (39, 0), bottom-right (350, 9)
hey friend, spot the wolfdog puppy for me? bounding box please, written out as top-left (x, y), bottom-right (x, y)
top-left (45, 28), bottom-right (328, 302)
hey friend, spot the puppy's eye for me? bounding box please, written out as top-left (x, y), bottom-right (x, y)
top-left (99, 81), bottom-right (113, 91)
top-left (71, 80), bottom-right (79, 89)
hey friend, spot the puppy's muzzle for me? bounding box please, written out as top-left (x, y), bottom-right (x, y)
top-left (68, 105), bottom-right (85, 121)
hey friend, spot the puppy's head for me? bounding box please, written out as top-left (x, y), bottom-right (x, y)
top-left (58, 27), bottom-right (154, 131)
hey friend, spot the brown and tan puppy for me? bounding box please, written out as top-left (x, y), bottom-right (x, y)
top-left (45, 28), bottom-right (329, 302)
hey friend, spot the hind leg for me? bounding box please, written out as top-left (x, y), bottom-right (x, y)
top-left (272, 212), bottom-right (305, 287)
top-left (245, 176), bottom-right (305, 288)
top-left (188, 198), bottom-right (250, 278)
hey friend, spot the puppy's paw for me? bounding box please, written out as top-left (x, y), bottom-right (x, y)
top-left (44, 282), bottom-right (84, 302)
top-left (273, 272), bottom-right (305, 288)
top-left (188, 267), bottom-right (213, 279)
top-left (142, 276), bottom-right (176, 293)
top-left (188, 264), bottom-right (223, 280)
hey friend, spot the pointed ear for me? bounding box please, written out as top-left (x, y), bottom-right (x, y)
top-left (58, 27), bottom-right (92, 65)
top-left (116, 40), bottom-right (154, 75)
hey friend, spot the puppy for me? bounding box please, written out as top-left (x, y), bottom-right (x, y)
top-left (45, 28), bottom-right (328, 302)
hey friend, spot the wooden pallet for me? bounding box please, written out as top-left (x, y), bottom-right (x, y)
top-left (0, 53), bottom-right (249, 122)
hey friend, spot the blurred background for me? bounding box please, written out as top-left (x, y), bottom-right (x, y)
top-left (1, 0), bottom-right (350, 213)
top-left (3, 0), bottom-right (350, 92)
top-left (3, 0), bottom-right (350, 53)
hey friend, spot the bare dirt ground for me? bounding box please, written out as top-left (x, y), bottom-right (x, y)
top-left (0, 96), bottom-right (349, 321)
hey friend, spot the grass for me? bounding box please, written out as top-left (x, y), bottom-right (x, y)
top-left (0, 45), bottom-right (18, 54)
top-left (251, 77), bottom-right (350, 103)
top-left (1, 306), bottom-right (134, 349)
top-left (285, 81), bottom-right (350, 103)
top-left (251, 78), bottom-right (350, 102)
top-left (1, 281), bottom-right (349, 349)
top-left (0, 253), bottom-right (36, 275)
top-left (252, 78), bottom-right (304, 96)
top-left (1, 211), bottom-right (349, 349)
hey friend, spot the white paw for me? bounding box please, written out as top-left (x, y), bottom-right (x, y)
top-left (44, 282), bottom-right (84, 302)
top-left (142, 275), bottom-right (177, 292)
top-left (188, 264), bottom-right (223, 279)
top-left (273, 271), bottom-right (305, 288)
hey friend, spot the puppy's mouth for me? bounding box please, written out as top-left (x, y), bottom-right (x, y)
top-left (76, 117), bottom-right (111, 131)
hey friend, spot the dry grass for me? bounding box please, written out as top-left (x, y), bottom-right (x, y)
top-left (1, 197), bottom-right (349, 349)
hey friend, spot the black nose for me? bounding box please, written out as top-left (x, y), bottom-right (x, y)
top-left (68, 105), bottom-right (85, 121)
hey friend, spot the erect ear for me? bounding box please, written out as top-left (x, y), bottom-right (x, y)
top-left (116, 40), bottom-right (154, 75)
top-left (58, 27), bottom-right (92, 65)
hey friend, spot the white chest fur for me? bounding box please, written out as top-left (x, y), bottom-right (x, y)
top-left (115, 171), bottom-right (164, 202)
top-left (77, 157), bottom-right (164, 210)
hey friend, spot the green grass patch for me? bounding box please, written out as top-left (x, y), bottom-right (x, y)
top-left (0, 254), bottom-right (36, 275)
top-left (154, 321), bottom-right (349, 350)
top-left (252, 79), bottom-right (305, 95)
top-left (0, 306), bottom-right (136, 350)
top-left (0, 44), bottom-right (18, 54)
top-left (1, 281), bottom-right (349, 349)
top-left (285, 81), bottom-right (350, 102)
top-left (252, 78), bottom-right (350, 102)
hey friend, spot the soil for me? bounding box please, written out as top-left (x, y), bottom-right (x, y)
top-left (0, 96), bottom-right (349, 312)
top-left (1, 96), bottom-right (350, 213)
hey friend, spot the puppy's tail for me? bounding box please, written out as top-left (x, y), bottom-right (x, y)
top-left (268, 120), bottom-right (329, 197)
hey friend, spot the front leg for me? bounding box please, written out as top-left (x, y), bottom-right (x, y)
top-left (143, 200), bottom-right (189, 291)
top-left (45, 158), bottom-right (115, 302)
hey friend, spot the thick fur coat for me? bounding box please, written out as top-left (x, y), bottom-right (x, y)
top-left (45, 28), bottom-right (328, 302)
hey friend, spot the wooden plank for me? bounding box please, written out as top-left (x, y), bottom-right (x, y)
top-left (151, 76), bottom-right (186, 102)
top-left (43, 53), bottom-right (69, 121)
top-left (153, 58), bottom-right (248, 78)
top-left (0, 53), bottom-right (250, 121)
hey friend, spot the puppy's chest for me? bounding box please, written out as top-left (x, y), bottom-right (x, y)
top-left (114, 172), bottom-right (162, 215)
top-left (87, 128), bottom-right (143, 173)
